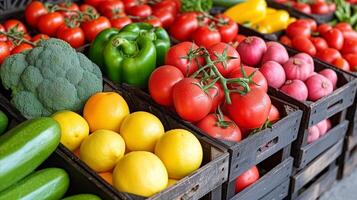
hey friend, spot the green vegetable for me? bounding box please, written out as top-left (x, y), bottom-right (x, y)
top-left (212, 0), bottom-right (246, 8)
top-left (0, 117), bottom-right (60, 192)
top-left (181, 0), bottom-right (213, 12)
top-left (0, 38), bottom-right (103, 119)
top-left (0, 168), bottom-right (69, 200)
top-left (333, 0), bottom-right (357, 31)
top-left (0, 110), bottom-right (8, 135)
top-left (62, 194), bottom-right (102, 200)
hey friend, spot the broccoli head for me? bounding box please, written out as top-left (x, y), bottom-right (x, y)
top-left (0, 39), bottom-right (103, 119)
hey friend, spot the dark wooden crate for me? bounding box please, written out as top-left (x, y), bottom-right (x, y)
top-left (0, 94), bottom-right (118, 200)
top-left (289, 139), bottom-right (343, 199)
top-left (338, 129), bottom-right (357, 179)
top-left (260, 179), bottom-right (290, 200)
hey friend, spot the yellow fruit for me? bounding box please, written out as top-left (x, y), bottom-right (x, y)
top-left (80, 130), bottom-right (125, 172)
top-left (113, 151), bottom-right (168, 197)
top-left (155, 129), bottom-right (203, 179)
top-left (52, 110), bottom-right (89, 151)
top-left (83, 92), bottom-right (130, 132)
top-left (167, 179), bottom-right (178, 188)
top-left (120, 111), bottom-right (164, 152)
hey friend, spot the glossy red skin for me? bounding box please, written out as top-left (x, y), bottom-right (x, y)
top-left (280, 35), bottom-right (292, 47)
top-left (110, 17), bottom-right (132, 30)
top-left (31, 34), bottom-right (49, 43)
top-left (25, 1), bottom-right (47, 27)
top-left (165, 42), bottom-right (205, 76)
top-left (58, 2), bottom-right (80, 18)
top-left (316, 48), bottom-right (342, 64)
top-left (286, 20), bottom-right (311, 39)
top-left (229, 66), bottom-right (268, 92)
top-left (310, 37), bottom-right (328, 52)
top-left (197, 114), bottom-right (242, 142)
top-left (293, 2), bottom-right (311, 14)
top-left (235, 34), bottom-right (247, 44)
top-left (292, 36), bottom-right (316, 56)
top-left (173, 78), bottom-right (212, 122)
top-left (0, 25), bottom-right (7, 42)
top-left (127, 4), bottom-right (152, 18)
top-left (332, 57), bottom-right (350, 71)
top-left (57, 25), bottom-right (85, 48)
top-left (122, 0), bottom-right (147, 9)
top-left (207, 82), bottom-right (225, 113)
top-left (341, 39), bottom-right (357, 55)
top-left (5, 40), bottom-right (15, 51)
top-left (4, 19), bottom-right (27, 33)
top-left (79, 4), bottom-right (98, 14)
top-left (342, 30), bottom-right (357, 41)
top-left (208, 42), bottom-right (241, 77)
top-left (317, 24), bottom-right (332, 35)
top-left (37, 12), bottom-right (65, 36)
top-left (344, 54), bottom-right (357, 71)
top-left (143, 17), bottom-right (162, 27)
top-left (98, 0), bottom-right (125, 19)
top-left (269, 105), bottom-right (280, 123)
top-left (335, 22), bottom-right (353, 32)
top-left (11, 43), bottom-right (33, 54)
top-left (84, 0), bottom-right (105, 7)
top-left (235, 166), bottom-right (260, 193)
top-left (152, 0), bottom-right (178, 16)
top-left (0, 41), bottom-right (10, 64)
top-left (322, 28), bottom-right (344, 50)
top-left (149, 65), bottom-right (184, 106)
top-left (311, 2), bottom-right (330, 14)
top-left (328, 3), bottom-right (336, 12)
top-left (153, 9), bottom-right (175, 28)
top-left (301, 18), bottom-right (317, 31)
top-left (81, 16), bottom-right (111, 42)
top-left (226, 88), bottom-right (271, 129)
top-left (216, 14), bottom-right (239, 43)
top-left (169, 12), bottom-right (199, 41)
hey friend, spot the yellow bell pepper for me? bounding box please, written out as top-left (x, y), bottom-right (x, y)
top-left (254, 10), bottom-right (290, 33)
top-left (288, 17), bottom-right (296, 25)
top-left (267, 8), bottom-right (277, 14)
top-left (224, 0), bottom-right (267, 25)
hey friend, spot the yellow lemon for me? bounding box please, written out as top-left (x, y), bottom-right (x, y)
top-left (120, 111), bottom-right (164, 152)
top-left (155, 129), bottom-right (203, 179)
top-left (52, 110), bottom-right (89, 151)
top-left (167, 179), bottom-right (178, 188)
top-left (113, 151), bottom-right (168, 197)
top-left (83, 92), bottom-right (130, 132)
top-left (80, 130), bottom-right (125, 172)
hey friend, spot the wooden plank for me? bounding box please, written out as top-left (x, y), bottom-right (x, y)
top-left (260, 179), bottom-right (290, 200)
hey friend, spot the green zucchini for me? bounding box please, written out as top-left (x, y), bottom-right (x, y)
top-left (62, 194), bottom-right (102, 200)
top-left (213, 0), bottom-right (246, 8)
top-left (0, 117), bottom-right (61, 192)
top-left (0, 168), bottom-right (69, 200)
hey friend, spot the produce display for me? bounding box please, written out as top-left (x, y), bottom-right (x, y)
top-left (274, 0), bottom-right (336, 15)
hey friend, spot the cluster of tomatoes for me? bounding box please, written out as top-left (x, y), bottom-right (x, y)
top-left (275, 0), bottom-right (336, 15)
top-left (280, 19), bottom-right (357, 72)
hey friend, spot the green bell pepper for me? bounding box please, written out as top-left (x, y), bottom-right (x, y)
top-left (120, 23), bottom-right (170, 66)
top-left (103, 32), bottom-right (156, 88)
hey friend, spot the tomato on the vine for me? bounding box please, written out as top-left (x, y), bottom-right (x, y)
top-left (98, 0), bottom-right (125, 19)
top-left (173, 78), bottom-right (213, 122)
top-left (322, 28), bottom-right (344, 50)
top-left (11, 43), bottom-right (33, 54)
top-left (235, 166), bottom-right (260, 193)
top-left (229, 66), bottom-right (268, 92)
top-left (5, 40), bottom-right (15, 51)
top-left (25, 1), bottom-right (47, 27)
top-left (31, 34), bottom-right (49, 43)
top-left (0, 42), bottom-right (10, 64)
top-left (110, 17), bottom-right (132, 29)
top-left (192, 26), bottom-right (221, 48)
top-left (226, 88), bottom-right (271, 129)
top-left (316, 48), bottom-right (342, 64)
top-left (127, 4), bottom-right (152, 19)
top-left (57, 24), bottom-right (85, 48)
top-left (197, 114), bottom-right (242, 142)
top-left (207, 82), bottom-right (225, 113)
top-left (58, 2), bottom-right (80, 18)
top-left (122, 0), bottom-right (147, 9)
top-left (79, 4), bottom-right (98, 14)
top-left (0, 25), bottom-right (7, 42)
top-left (84, 0), bottom-right (105, 7)
top-left (37, 12), bottom-right (65, 36)
top-left (208, 42), bottom-right (241, 77)
top-left (269, 104), bottom-right (280, 123)
top-left (4, 19), bottom-right (27, 33)
top-left (169, 12), bottom-right (199, 41)
top-left (81, 16), bottom-right (111, 42)
top-left (216, 14), bottom-right (238, 43)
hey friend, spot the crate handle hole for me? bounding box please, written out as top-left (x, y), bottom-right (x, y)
top-left (221, 167), bottom-right (225, 172)
top-left (235, 164), bottom-right (239, 169)
top-left (328, 99), bottom-right (343, 111)
top-left (257, 137), bottom-right (279, 155)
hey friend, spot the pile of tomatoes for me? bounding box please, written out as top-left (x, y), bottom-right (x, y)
top-left (280, 19), bottom-right (357, 72)
top-left (275, 0), bottom-right (336, 15)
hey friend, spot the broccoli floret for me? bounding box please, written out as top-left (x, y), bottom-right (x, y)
top-left (0, 38), bottom-right (103, 119)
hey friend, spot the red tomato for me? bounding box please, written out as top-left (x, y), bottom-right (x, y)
top-left (127, 4), bottom-right (152, 19)
top-left (286, 20), bottom-right (311, 39)
top-left (316, 48), bottom-right (342, 64)
top-left (192, 26), bottom-right (221, 48)
top-left (5, 40), bottom-right (15, 51)
top-left (216, 14), bottom-right (238, 43)
top-left (207, 82), bottom-right (225, 113)
top-left (311, 2), bottom-right (330, 14)
top-left (153, 9), bottom-right (175, 28)
top-left (0, 42), bottom-right (10, 64)
top-left (149, 65), bottom-right (184, 106)
top-left (11, 43), bottom-right (33, 54)
top-left (342, 30), bottom-right (357, 41)
top-left (235, 166), bottom-right (260, 193)
top-left (84, 0), bottom-right (105, 7)
top-left (292, 36), bottom-right (317, 56)
top-left (293, 2), bottom-right (311, 14)
top-left (152, 0), bottom-right (178, 17)
top-left (208, 42), bottom-right (241, 77)
top-left (332, 57), bottom-right (350, 71)
top-left (25, 1), bottom-right (48, 27)
top-left (342, 39), bottom-right (357, 55)
top-left (344, 54), bottom-right (357, 71)
top-left (58, 2), bottom-right (79, 18)
top-left (269, 105), bottom-right (280, 123)
top-left (322, 28), bottom-right (344, 50)
top-left (110, 17), bottom-right (132, 29)
top-left (79, 4), bottom-right (98, 14)
top-left (197, 114), bottom-right (242, 142)
top-left (335, 22), bottom-right (353, 32)
top-left (165, 42), bottom-right (205, 76)
top-left (122, 0), bottom-right (146, 9)
top-left (235, 34), bottom-right (247, 44)
top-left (81, 16), bottom-right (111, 42)
top-left (328, 3), bottom-right (336, 12)
top-left (37, 12), bottom-right (65, 36)
top-left (317, 23), bottom-right (332, 35)
top-left (4, 19), bottom-right (27, 33)
top-left (169, 12), bottom-right (199, 41)
top-left (229, 66), bottom-right (268, 92)
top-left (226, 88), bottom-right (271, 129)
top-left (0, 25), bottom-right (7, 42)
top-left (310, 37), bottom-right (328, 52)
top-left (301, 18), bottom-right (317, 31)
top-left (98, 0), bottom-right (125, 19)
top-left (280, 35), bottom-right (292, 47)
top-left (143, 17), bottom-right (162, 27)
top-left (173, 78), bottom-right (212, 122)
top-left (57, 25), bottom-right (85, 48)
top-left (31, 34), bottom-right (49, 43)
